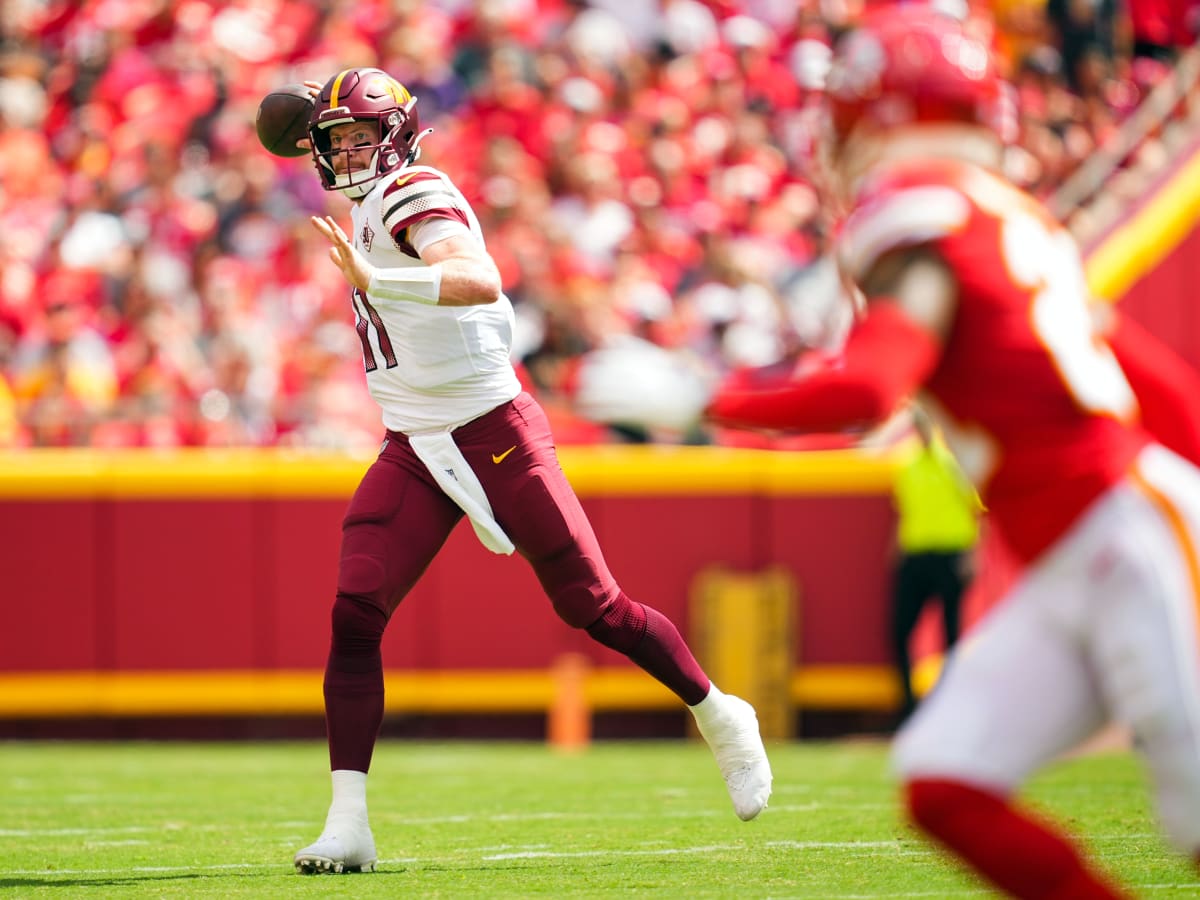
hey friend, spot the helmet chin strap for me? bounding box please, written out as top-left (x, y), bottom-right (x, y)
top-left (338, 181), bottom-right (375, 200)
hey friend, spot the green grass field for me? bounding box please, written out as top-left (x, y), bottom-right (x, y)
top-left (1, 738), bottom-right (1195, 898)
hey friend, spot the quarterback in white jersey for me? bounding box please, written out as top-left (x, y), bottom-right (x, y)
top-left (289, 68), bottom-right (772, 875)
top-left (345, 162), bottom-right (520, 433)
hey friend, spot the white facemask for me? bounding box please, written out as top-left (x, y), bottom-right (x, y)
top-left (325, 149), bottom-right (381, 199)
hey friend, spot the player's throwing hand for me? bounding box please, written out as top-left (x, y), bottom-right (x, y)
top-left (310, 215), bottom-right (372, 293)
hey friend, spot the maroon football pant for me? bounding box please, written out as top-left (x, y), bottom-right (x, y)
top-left (324, 393), bottom-right (710, 771)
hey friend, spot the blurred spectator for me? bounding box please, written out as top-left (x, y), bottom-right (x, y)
top-left (0, 0), bottom-right (1187, 449)
top-left (549, 152), bottom-right (635, 271)
top-left (1046, 0), bottom-right (1118, 93)
top-left (0, 369), bottom-right (17, 446)
top-left (1128, 0), bottom-right (1200, 62)
top-left (11, 291), bottom-right (118, 446)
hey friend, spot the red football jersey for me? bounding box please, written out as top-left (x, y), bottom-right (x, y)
top-left (839, 158), bottom-right (1149, 561)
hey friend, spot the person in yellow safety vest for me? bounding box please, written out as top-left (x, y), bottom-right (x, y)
top-left (890, 405), bottom-right (983, 724)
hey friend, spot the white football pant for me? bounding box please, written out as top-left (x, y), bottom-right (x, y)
top-left (894, 443), bottom-right (1200, 853)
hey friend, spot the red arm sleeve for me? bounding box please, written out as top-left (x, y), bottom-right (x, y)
top-left (1105, 309), bottom-right (1200, 466)
top-left (705, 301), bottom-right (941, 433)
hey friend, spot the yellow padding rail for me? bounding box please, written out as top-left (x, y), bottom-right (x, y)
top-left (0, 445), bottom-right (901, 499)
top-left (1085, 146), bottom-right (1200, 303)
top-left (0, 666), bottom-right (901, 718)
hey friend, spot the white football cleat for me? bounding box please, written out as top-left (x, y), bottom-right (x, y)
top-left (695, 693), bottom-right (773, 821)
top-left (293, 814), bottom-right (377, 874)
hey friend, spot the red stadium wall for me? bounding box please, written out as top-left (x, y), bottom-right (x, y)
top-left (1112, 230), bottom-right (1200, 364)
top-left (0, 448), bottom-right (904, 718)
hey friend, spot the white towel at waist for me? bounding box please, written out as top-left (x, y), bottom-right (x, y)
top-left (408, 432), bottom-right (515, 555)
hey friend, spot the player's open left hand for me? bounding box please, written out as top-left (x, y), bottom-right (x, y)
top-left (311, 215), bottom-right (373, 293)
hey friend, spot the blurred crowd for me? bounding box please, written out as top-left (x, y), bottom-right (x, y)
top-left (0, 0), bottom-right (1195, 450)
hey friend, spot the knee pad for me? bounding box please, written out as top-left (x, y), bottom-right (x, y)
top-left (330, 594), bottom-right (388, 656)
top-left (338, 550), bottom-right (388, 604)
top-left (541, 554), bottom-right (616, 629)
top-left (553, 582), bottom-right (615, 629)
top-left (337, 525), bottom-right (390, 604)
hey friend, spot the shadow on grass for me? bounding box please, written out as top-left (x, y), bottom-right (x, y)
top-left (0, 869), bottom-right (408, 889)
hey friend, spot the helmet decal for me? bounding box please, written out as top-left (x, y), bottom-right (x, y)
top-left (378, 77), bottom-right (411, 105)
top-left (308, 67), bottom-right (429, 200)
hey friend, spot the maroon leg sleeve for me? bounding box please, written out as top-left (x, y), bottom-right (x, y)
top-left (906, 778), bottom-right (1131, 899)
top-left (586, 591), bottom-right (711, 706)
top-left (324, 596), bottom-right (388, 772)
top-left (324, 443), bottom-right (462, 773)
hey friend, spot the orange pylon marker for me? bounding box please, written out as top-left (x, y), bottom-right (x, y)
top-left (548, 652), bottom-right (591, 751)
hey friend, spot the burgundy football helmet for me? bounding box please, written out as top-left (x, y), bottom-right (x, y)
top-left (308, 67), bottom-right (431, 199)
top-left (825, 7), bottom-right (1013, 154)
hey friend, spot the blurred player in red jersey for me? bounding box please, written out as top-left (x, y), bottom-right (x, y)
top-left (708, 8), bottom-right (1200, 898)
top-left (286, 68), bottom-right (771, 875)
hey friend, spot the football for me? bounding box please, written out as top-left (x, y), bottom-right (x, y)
top-left (256, 84), bottom-right (315, 158)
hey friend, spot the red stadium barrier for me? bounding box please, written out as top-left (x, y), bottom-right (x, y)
top-left (0, 446), bottom-right (906, 718)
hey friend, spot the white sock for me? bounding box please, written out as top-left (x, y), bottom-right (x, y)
top-left (328, 769), bottom-right (368, 820)
top-left (689, 683), bottom-right (726, 731)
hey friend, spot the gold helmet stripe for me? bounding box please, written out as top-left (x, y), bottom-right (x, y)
top-left (329, 69), bottom-right (352, 108)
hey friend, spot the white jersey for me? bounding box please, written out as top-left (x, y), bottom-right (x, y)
top-left (347, 164), bottom-right (521, 435)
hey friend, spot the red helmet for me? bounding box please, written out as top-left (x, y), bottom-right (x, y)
top-left (825, 8), bottom-right (1013, 152)
top-left (308, 68), bottom-right (431, 199)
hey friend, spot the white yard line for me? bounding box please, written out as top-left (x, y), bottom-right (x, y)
top-left (0, 814), bottom-right (1167, 839)
top-left (4, 854), bottom-right (1196, 898)
top-left (0, 826), bottom-right (158, 837)
top-left (482, 840), bottom-right (923, 861)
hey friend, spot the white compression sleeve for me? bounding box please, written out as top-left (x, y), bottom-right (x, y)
top-left (368, 264), bottom-right (442, 305)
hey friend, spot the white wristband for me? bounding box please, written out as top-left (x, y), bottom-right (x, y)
top-left (368, 263), bottom-right (442, 305)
